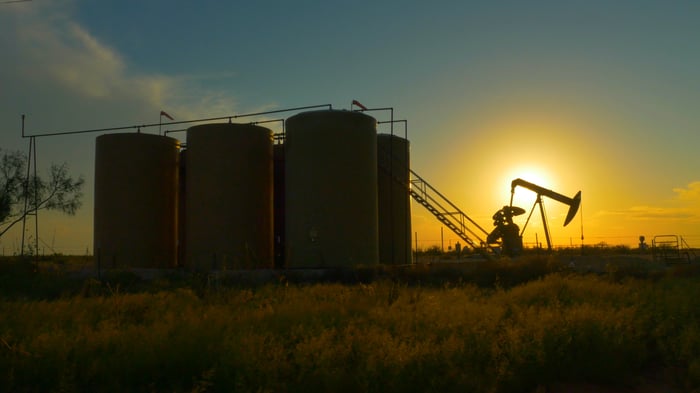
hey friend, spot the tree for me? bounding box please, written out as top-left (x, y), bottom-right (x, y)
top-left (0, 149), bottom-right (84, 239)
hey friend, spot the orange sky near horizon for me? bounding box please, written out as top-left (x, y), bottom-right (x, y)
top-left (408, 106), bottom-right (700, 251)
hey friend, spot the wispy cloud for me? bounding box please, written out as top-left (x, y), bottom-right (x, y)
top-left (595, 205), bottom-right (698, 223)
top-left (0, 1), bottom-right (248, 250)
top-left (591, 180), bottom-right (700, 224)
top-left (673, 181), bottom-right (700, 202)
top-left (4, 1), bottom-right (240, 124)
top-left (20, 21), bottom-right (128, 98)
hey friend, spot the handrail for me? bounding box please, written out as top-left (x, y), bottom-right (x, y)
top-left (409, 170), bottom-right (490, 241)
top-left (377, 143), bottom-right (496, 257)
top-left (680, 236), bottom-right (697, 261)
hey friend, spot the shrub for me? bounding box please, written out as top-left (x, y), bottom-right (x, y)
top-left (1, 256), bottom-right (699, 392)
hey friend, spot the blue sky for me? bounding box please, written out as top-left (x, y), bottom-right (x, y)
top-left (1, 0), bottom-right (699, 254)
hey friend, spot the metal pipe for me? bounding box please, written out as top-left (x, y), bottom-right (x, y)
top-left (163, 129), bottom-right (187, 136)
top-left (377, 119), bottom-right (408, 140)
top-left (22, 104), bottom-right (332, 138)
top-left (20, 137), bottom-right (31, 256)
top-left (33, 138), bottom-right (38, 263)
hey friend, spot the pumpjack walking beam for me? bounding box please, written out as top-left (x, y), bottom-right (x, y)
top-left (510, 178), bottom-right (581, 250)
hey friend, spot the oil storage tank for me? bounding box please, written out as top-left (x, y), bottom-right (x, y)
top-left (94, 133), bottom-right (179, 268)
top-left (377, 134), bottom-right (412, 265)
top-left (185, 123), bottom-right (273, 270)
top-left (285, 110), bottom-right (379, 268)
top-left (273, 143), bottom-right (285, 268)
top-left (178, 149), bottom-right (187, 266)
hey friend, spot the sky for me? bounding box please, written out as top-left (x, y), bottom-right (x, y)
top-left (1, 0), bottom-right (699, 255)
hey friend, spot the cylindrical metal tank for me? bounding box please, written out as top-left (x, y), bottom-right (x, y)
top-left (94, 133), bottom-right (179, 268)
top-left (177, 149), bottom-right (187, 267)
top-left (285, 110), bottom-right (379, 268)
top-left (377, 134), bottom-right (412, 265)
top-left (185, 123), bottom-right (273, 270)
top-left (273, 143), bottom-right (285, 268)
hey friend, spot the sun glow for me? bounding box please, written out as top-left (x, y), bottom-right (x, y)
top-left (509, 168), bottom-right (552, 188)
top-left (504, 165), bottom-right (556, 207)
top-left (499, 164), bottom-right (573, 246)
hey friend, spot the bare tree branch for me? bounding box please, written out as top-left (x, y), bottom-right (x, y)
top-left (0, 149), bottom-right (84, 239)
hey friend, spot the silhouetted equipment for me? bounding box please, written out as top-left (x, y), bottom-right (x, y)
top-left (510, 178), bottom-right (582, 251)
top-left (651, 235), bottom-right (696, 263)
top-left (638, 235), bottom-right (647, 251)
top-left (284, 110), bottom-right (379, 268)
top-left (94, 133), bottom-right (179, 268)
top-left (273, 143), bottom-right (286, 268)
top-left (487, 205), bottom-right (525, 257)
top-left (178, 149), bottom-right (187, 266)
top-left (83, 102), bottom-right (592, 268)
top-left (377, 134), bottom-right (412, 265)
top-left (409, 170), bottom-right (497, 258)
top-left (185, 123), bottom-right (274, 270)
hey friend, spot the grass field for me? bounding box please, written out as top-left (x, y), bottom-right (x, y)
top-left (1, 254), bottom-right (699, 392)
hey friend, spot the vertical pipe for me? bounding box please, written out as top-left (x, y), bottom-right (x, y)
top-left (441, 226), bottom-right (444, 252)
top-left (97, 247), bottom-right (101, 281)
top-left (20, 136), bottom-right (32, 257)
top-left (389, 109), bottom-right (394, 265)
top-left (404, 122), bottom-right (410, 264)
top-left (32, 137), bottom-right (38, 266)
top-left (580, 202), bottom-right (584, 255)
top-left (415, 231), bottom-right (418, 263)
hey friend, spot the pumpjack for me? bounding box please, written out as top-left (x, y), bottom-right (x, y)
top-left (487, 205), bottom-right (526, 257)
top-left (488, 178), bottom-right (581, 256)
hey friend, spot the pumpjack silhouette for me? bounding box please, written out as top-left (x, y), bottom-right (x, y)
top-left (489, 178), bottom-right (582, 256)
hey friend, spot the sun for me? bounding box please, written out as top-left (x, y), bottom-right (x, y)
top-left (502, 165), bottom-right (558, 216)
top-left (505, 165), bottom-right (555, 196)
top-left (506, 165), bottom-right (554, 190)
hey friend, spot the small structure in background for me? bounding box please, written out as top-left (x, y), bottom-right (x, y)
top-left (651, 235), bottom-right (696, 263)
top-left (638, 235), bottom-right (648, 251)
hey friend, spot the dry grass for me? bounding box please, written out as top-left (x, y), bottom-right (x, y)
top-left (0, 255), bottom-right (699, 392)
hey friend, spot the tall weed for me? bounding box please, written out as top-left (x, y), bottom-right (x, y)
top-left (1, 271), bottom-right (699, 392)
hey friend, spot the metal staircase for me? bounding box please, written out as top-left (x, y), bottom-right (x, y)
top-left (377, 143), bottom-right (497, 258)
top-left (408, 170), bottom-right (496, 257)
